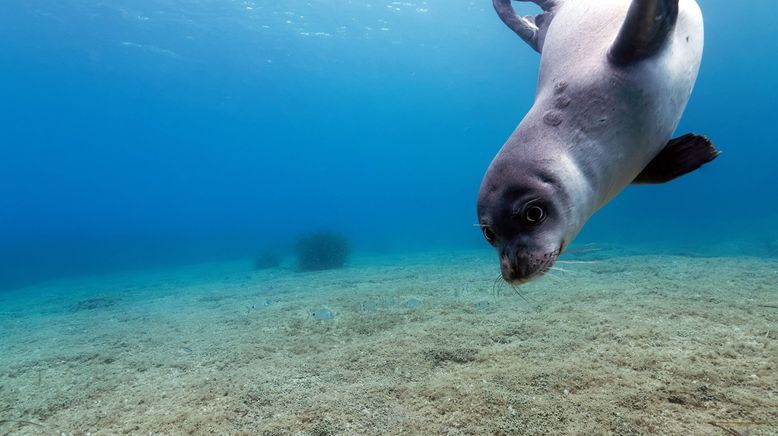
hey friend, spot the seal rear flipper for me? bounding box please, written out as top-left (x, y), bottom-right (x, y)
top-left (632, 134), bottom-right (720, 184)
top-left (609, 0), bottom-right (679, 65)
top-left (493, 0), bottom-right (563, 53)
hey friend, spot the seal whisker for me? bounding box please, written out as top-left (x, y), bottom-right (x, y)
top-left (510, 283), bottom-right (531, 304)
top-left (565, 247), bottom-right (602, 255)
top-left (492, 274), bottom-right (506, 298)
top-left (550, 266), bottom-right (576, 274)
top-left (557, 260), bottom-right (600, 264)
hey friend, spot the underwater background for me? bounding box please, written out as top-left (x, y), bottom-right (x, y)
top-left (1, 0), bottom-right (776, 289)
top-left (0, 1), bottom-right (777, 435)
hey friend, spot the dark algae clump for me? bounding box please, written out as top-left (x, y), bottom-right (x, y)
top-left (295, 232), bottom-right (349, 272)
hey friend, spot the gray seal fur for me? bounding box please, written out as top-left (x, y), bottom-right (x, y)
top-left (478, 0), bottom-right (718, 283)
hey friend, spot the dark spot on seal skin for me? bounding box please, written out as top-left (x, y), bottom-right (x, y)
top-left (555, 95), bottom-right (571, 109)
top-left (686, 36), bottom-right (689, 42)
top-left (543, 110), bottom-right (563, 127)
top-left (553, 81), bottom-right (568, 94)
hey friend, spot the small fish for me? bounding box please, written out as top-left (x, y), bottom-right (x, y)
top-left (360, 302), bottom-right (380, 312)
top-left (311, 309), bottom-right (334, 320)
top-left (472, 300), bottom-right (491, 310)
top-left (405, 298), bottom-right (422, 310)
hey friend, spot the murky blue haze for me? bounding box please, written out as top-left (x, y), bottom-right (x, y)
top-left (1, 0), bottom-right (776, 289)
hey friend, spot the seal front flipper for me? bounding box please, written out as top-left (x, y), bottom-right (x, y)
top-left (632, 134), bottom-right (720, 184)
top-left (492, 0), bottom-right (563, 53)
top-left (609, 0), bottom-right (679, 65)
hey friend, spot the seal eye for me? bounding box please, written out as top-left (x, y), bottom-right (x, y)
top-left (524, 205), bottom-right (546, 225)
top-left (482, 226), bottom-right (496, 244)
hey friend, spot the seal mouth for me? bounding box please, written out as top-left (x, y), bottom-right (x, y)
top-left (500, 246), bottom-right (562, 284)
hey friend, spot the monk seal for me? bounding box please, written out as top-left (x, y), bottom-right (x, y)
top-left (478, 0), bottom-right (719, 284)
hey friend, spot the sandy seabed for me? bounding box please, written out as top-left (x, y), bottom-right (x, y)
top-left (1, 248), bottom-right (776, 435)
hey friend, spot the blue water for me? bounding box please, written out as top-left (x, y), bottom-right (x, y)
top-left (1, 0), bottom-right (776, 289)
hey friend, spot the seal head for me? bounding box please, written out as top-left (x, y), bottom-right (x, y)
top-left (478, 152), bottom-right (579, 284)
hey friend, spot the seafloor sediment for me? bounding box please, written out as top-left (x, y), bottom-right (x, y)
top-left (0, 249), bottom-right (776, 435)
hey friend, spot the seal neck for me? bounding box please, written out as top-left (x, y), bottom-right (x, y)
top-left (553, 152), bottom-right (598, 244)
